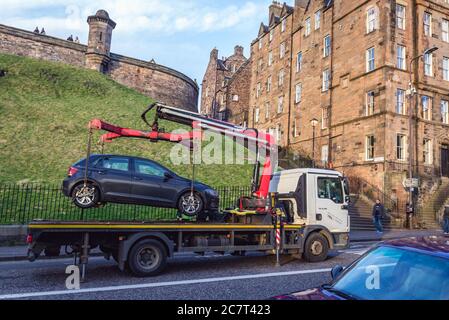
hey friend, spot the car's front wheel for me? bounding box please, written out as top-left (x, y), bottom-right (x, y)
top-left (71, 183), bottom-right (100, 209)
top-left (178, 192), bottom-right (204, 217)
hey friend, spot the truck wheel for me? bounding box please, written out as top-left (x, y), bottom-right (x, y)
top-left (44, 246), bottom-right (61, 257)
top-left (128, 240), bottom-right (167, 277)
top-left (72, 183), bottom-right (100, 209)
top-left (303, 233), bottom-right (329, 263)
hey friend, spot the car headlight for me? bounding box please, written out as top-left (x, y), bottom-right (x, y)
top-left (205, 189), bottom-right (219, 197)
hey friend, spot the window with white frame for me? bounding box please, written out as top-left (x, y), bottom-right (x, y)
top-left (305, 17), bottom-right (311, 36)
top-left (396, 89), bottom-right (406, 114)
top-left (424, 12), bottom-right (432, 36)
top-left (321, 145), bottom-right (329, 164)
top-left (205, 87), bottom-right (209, 98)
top-left (268, 51), bottom-right (273, 66)
top-left (322, 107), bottom-right (329, 129)
top-left (366, 91), bottom-right (375, 116)
top-left (443, 19), bottom-right (449, 43)
top-left (366, 135), bottom-right (375, 161)
top-left (324, 35), bottom-right (331, 57)
top-left (258, 58), bottom-right (263, 71)
top-left (315, 11), bottom-right (321, 30)
top-left (232, 95), bottom-right (239, 102)
top-left (397, 45), bottom-right (406, 70)
top-left (444, 57), bottom-right (449, 81)
top-left (255, 107), bottom-right (260, 123)
top-left (423, 139), bottom-right (433, 165)
top-left (422, 96), bottom-right (432, 120)
top-left (366, 7), bottom-right (377, 33)
top-left (267, 76), bottom-right (272, 92)
top-left (293, 119), bottom-right (298, 137)
top-left (258, 38), bottom-right (263, 50)
top-left (366, 47), bottom-right (375, 72)
top-left (278, 96), bottom-right (284, 114)
top-left (396, 4), bottom-right (406, 30)
top-left (295, 84), bottom-right (302, 103)
top-left (269, 29), bottom-right (274, 42)
top-left (297, 52), bottom-right (303, 73)
top-left (278, 69), bottom-right (285, 86)
top-left (265, 102), bottom-right (270, 119)
top-left (442, 100), bottom-right (449, 124)
top-left (280, 42), bottom-right (286, 59)
top-left (322, 69), bottom-right (330, 92)
top-left (276, 124), bottom-right (282, 144)
top-left (281, 19), bottom-right (287, 33)
top-left (396, 134), bottom-right (406, 161)
top-left (256, 83), bottom-right (261, 98)
top-left (424, 53), bottom-right (433, 76)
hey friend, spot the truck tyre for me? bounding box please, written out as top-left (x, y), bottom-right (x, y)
top-left (128, 239), bottom-right (167, 277)
top-left (303, 233), bottom-right (329, 263)
top-left (44, 246), bottom-right (61, 257)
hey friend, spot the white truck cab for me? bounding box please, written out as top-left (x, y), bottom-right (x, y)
top-left (269, 168), bottom-right (350, 235)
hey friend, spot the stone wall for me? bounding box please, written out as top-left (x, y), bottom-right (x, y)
top-left (226, 60), bottom-right (252, 126)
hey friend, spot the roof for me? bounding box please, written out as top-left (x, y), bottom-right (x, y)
top-left (383, 236), bottom-right (449, 259)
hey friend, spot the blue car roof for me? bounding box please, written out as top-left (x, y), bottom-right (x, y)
top-left (382, 236), bottom-right (449, 259)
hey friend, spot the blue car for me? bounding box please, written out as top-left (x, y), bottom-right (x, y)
top-left (274, 236), bottom-right (449, 300)
top-left (62, 155), bottom-right (219, 217)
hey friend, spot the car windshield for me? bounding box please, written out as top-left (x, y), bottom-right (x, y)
top-left (332, 246), bottom-right (449, 300)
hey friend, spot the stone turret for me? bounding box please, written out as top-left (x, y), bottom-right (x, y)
top-left (85, 9), bottom-right (116, 73)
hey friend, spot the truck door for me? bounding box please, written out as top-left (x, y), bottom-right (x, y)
top-left (314, 175), bottom-right (350, 233)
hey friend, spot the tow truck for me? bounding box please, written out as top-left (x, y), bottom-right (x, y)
top-left (26, 103), bottom-right (350, 278)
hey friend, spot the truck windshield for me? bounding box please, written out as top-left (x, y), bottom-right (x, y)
top-left (331, 246), bottom-right (449, 300)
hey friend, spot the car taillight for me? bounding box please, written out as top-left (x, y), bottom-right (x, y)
top-left (68, 167), bottom-right (78, 177)
top-left (26, 234), bottom-right (33, 244)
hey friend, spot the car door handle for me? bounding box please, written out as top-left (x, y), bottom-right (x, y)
top-left (133, 176), bottom-right (143, 181)
top-left (97, 170), bottom-right (107, 175)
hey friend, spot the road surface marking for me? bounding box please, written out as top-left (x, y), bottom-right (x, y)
top-left (0, 268), bottom-right (331, 300)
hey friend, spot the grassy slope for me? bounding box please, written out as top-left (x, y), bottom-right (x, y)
top-left (0, 53), bottom-right (253, 186)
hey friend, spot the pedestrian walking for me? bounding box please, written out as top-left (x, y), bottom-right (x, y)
top-left (372, 199), bottom-right (384, 234)
top-left (443, 204), bottom-right (449, 236)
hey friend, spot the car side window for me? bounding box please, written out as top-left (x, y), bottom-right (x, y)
top-left (98, 157), bottom-right (130, 172)
top-left (317, 177), bottom-right (344, 204)
top-left (134, 160), bottom-right (167, 178)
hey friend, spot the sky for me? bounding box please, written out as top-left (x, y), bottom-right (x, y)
top-left (0, 0), bottom-right (279, 89)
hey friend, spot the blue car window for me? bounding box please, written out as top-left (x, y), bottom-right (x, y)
top-left (100, 157), bottom-right (129, 172)
top-left (134, 160), bottom-right (167, 178)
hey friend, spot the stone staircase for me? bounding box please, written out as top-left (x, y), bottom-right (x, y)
top-left (417, 177), bottom-right (449, 229)
top-left (349, 195), bottom-right (403, 231)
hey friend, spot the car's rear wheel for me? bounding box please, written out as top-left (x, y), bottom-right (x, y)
top-left (178, 192), bottom-right (204, 217)
top-left (72, 183), bottom-right (100, 209)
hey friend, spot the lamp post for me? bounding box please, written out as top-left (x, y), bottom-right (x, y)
top-left (406, 46), bottom-right (438, 228)
top-left (311, 118), bottom-right (319, 168)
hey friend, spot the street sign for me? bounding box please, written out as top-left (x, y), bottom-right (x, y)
top-left (403, 178), bottom-right (419, 189)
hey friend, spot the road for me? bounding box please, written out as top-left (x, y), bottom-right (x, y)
top-left (0, 242), bottom-right (377, 300)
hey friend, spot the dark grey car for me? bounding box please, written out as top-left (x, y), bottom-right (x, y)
top-left (62, 155), bottom-right (219, 217)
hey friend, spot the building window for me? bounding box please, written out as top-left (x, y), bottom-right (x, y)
top-left (396, 89), bottom-right (406, 115)
top-left (305, 18), bottom-right (311, 36)
top-left (444, 57), bottom-right (449, 81)
top-left (422, 96), bottom-right (432, 120)
top-left (396, 4), bottom-right (406, 30)
top-left (281, 19), bottom-right (287, 33)
top-left (366, 91), bottom-right (375, 116)
top-left (293, 119), bottom-right (298, 138)
top-left (256, 83), bottom-right (261, 98)
top-left (397, 135), bottom-right (406, 161)
top-left (232, 95), bottom-right (239, 102)
top-left (258, 58), bottom-right (263, 71)
top-left (322, 107), bottom-right (329, 129)
top-left (276, 124), bottom-right (282, 144)
top-left (205, 87), bottom-right (209, 98)
top-left (366, 7), bottom-right (377, 33)
top-left (424, 12), bottom-right (432, 36)
top-left (443, 19), bottom-right (449, 43)
top-left (442, 100), bottom-right (449, 124)
top-left (295, 84), bottom-right (302, 103)
top-left (315, 11), bottom-right (321, 30)
top-left (255, 107), bottom-right (260, 124)
top-left (424, 53), bottom-right (433, 76)
top-left (321, 145), bottom-right (329, 165)
top-left (267, 76), bottom-right (272, 92)
top-left (268, 51), bottom-right (273, 66)
top-left (265, 102), bottom-right (270, 120)
top-left (397, 45), bottom-right (406, 70)
top-left (278, 69), bottom-right (285, 87)
top-left (277, 96), bottom-right (284, 114)
top-left (269, 29), bottom-right (274, 42)
top-left (323, 35), bottom-right (331, 57)
top-left (366, 135), bottom-right (375, 161)
top-left (280, 42), bottom-right (286, 59)
top-left (423, 139), bottom-right (433, 165)
top-left (296, 52), bottom-right (303, 73)
top-left (366, 47), bottom-right (375, 72)
top-left (322, 69), bottom-right (330, 92)
top-left (258, 39), bottom-right (263, 50)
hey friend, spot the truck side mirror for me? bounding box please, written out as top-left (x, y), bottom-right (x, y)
top-left (345, 195), bottom-right (351, 204)
top-left (331, 265), bottom-right (344, 280)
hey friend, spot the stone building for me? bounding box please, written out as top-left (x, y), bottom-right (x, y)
top-left (0, 10), bottom-right (198, 111)
top-left (203, 0), bottom-right (449, 205)
top-left (200, 46), bottom-right (249, 122)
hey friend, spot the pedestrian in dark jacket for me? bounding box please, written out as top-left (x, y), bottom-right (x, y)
top-left (372, 199), bottom-right (384, 234)
top-left (443, 205), bottom-right (449, 235)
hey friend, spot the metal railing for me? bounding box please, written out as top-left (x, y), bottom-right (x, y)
top-left (0, 184), bottom-right (252, 225)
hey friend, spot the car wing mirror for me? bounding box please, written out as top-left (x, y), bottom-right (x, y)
top-left (331, 265), bottom-right (344, 280)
